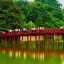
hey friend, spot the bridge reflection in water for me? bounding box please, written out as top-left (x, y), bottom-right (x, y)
top-left (0, 28), bottom-right (64, 56)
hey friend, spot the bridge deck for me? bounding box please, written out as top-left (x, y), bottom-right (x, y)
top-left (0, 29), bottom-right (64, 38)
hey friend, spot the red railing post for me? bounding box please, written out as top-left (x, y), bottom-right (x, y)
top-left (20, 36), bottom-right (23, 48)
top-left (27, 36), bottom-right (29, 49)
top-left (49, 34), bottom-right (54, 50)
top-left (12, 37), bottom-right (15, 48)
top-left (27, 36), bottom-right (32, 49)
top-left (52, 34), bottom-right (54, 50)
top-left (5, 37), bottom-right (7, 48)
top-left (35, 36), bottom-right (37, 49)
top-left (35, 36), bottom-right (40, 50)
top-left (44, 34), bottom-right (49, 50)
top-left (62, 35), bottom-right (64, 50)
top-left (37, 36), bottom-right (40, 50)
top-left (29, 36), bottom-right (32, 49)
top-left (56, 35), bottom-right (59, 50)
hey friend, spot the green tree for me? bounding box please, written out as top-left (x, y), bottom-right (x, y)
top-left (35, 0), bottom-right (61, 8)
top-left (1, 0), bottom-right (64, 29)
top-left (23, 21), bottom-right (36, 29)
top-left (16, 1), bottom-right (64, 28)
top-left (0, 0), bottom-right (22, 30)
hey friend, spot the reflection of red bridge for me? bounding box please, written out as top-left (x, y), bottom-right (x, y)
top-left (0, 28), bottom-right (64, 55)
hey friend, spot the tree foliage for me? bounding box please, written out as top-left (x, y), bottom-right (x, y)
top-left (23, 21), bottom-right (36, 29)
top-left (0, 0), bottom-right (64, 30)
top-left (0, 0), bottom-right (23, 30)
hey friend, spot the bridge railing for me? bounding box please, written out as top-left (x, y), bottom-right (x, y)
top-left (0, 29), bottom-right (64, 38)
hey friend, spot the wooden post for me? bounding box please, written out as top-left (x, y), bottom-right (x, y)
top-left (52, 34), bottom-right (54, 50)
top-left (12, 37), bottom-right (15, 48)
top-left (43, 35), bottom-right (45, 50)
top-left (44, 34), bottom-right (49, 50)
top-left (5, 37), bottom-right (7, 48)
top-left (37, 36), bottom-right (40, 50)
top-left (56, 35), bottom-right (59, 50)
top-left (26, 36), bottom-right (32, 49)
top-left (35, 36), bottom-right (37, 49)
top-left (62, 35), bottom-right (64, 50)
top-left (35, 36), bottom-right (40, 50)
top-left (27, 36), bottom-right (29, 49)
top-left (20, 36), bottom-right (23, 48)
top-left (29, 36), bottom-right (32, 49)
top-left (48, 35), bottom-right (49, 50)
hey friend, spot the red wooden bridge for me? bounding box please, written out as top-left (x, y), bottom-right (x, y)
top-left (0, 28), bottom-right (64, 56)
top-left (0, 28), bottom-right (64, 38)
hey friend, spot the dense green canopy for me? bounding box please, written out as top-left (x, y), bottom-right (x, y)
top-left (0, 0), bottom-right (64, 30)
top-left (0, 0), bottom-right (22, 30)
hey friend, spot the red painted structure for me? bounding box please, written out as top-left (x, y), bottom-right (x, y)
top-left (0, 28), bottom-right (64, 52)
top-left (0, 28), bottom-right (64, 38)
